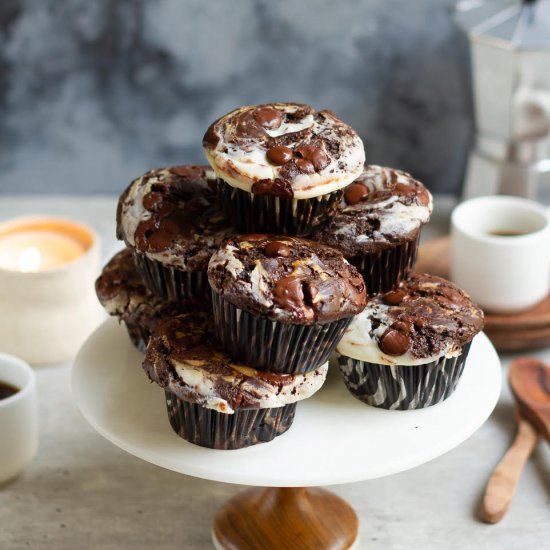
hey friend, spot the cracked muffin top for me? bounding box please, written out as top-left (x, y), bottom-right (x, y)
top-left (116, 165), bottom-right (233, 270)
top-left (207, 234), bottom-right (367, 325)
top-left (203, 103), bottom-right (365, 199)
top-left (95, 248), bottom-right (182, 332)
top-left (337, 273), bottom-right (484, 365)
top-left (313, 165), bottom-right (433, 255)
top-left (142, 311), bottom-right (329, 413)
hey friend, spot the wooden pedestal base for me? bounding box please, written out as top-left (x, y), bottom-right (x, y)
top-left (212, 487), bottom-right (359, 550)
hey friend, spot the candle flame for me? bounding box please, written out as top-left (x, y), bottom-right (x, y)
top-left (18, 246), bottom-right (41, 272)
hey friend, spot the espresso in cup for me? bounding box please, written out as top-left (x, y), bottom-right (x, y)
top-left (0, 354), bottom-right (38, 483)
top-left (486, 230), bottom-right (530, 237)
top-left (451, 196), bottom-right (550, 313)
top-left (0, 381), bottom-right (19, 400)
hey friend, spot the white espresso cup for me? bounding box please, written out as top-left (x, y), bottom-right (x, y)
top-left (0, 353), bottom-right (38, 483)
top-left (451, 196), bottom-right (550, 313)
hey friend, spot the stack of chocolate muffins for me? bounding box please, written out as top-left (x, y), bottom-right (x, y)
top-left (96, 102), bottom-right (484, 450)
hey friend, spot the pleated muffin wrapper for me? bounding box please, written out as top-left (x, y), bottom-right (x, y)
top-left (133, 251), bottom-right (210, 303)
top-left (337, 341), bottom-right (473, 410)
top-left (212, 291), bottom-right (352, 374)
top-left (217, 179), bottom-right (342, 236)
top-left (165, 391), bottom-right (297, 450)
top-left (347, 232), bottom-right (420, 295)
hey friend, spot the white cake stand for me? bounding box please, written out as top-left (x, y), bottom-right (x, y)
top-left (73, 319), bottom-right (502, 549)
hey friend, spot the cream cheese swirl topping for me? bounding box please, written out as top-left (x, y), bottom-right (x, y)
top-left (336, 274), bottom-right (484, 366)
top-left (203, 103), bottom-right (365, 200)
top-left (116, 165), bottom-right (233, 270)
top-left (313, 165), bottom-right (433, 255)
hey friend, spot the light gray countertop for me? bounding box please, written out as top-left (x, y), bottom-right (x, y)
top-left (0, 195), bottom-right (549, 550)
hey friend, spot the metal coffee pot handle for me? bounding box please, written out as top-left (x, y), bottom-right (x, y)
top-left (514, 87), bottom-right (550, 141)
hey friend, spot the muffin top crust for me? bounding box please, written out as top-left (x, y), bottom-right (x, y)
top-left (142, 312), bottom-right (328, 413)
top-left (313, 165), bottom-right (433, 255)
top-left (337, 273), bottom-right (484, 365)
top-left (203, 103), bottom-right (365, 199)
top-left (95, 248), bottom-right (182, 333)
top-left (116, 165), bottom-right (233, 270)
top-left (208, 235), bottom-right (367, 325)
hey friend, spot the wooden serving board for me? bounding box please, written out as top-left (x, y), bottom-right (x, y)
top-left (416, 236), bottom-right (550, 352)
top-left (485, 326), bottom-right (550, 352)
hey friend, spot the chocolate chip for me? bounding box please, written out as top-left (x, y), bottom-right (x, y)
top-left (273, 276), bottom-right (304, 310)
top-left (142, 191), bottom-right (163, 211)
top-left (379, 329), bottom-right (411, 356)
top-left (264, 241), bottom-right (291, 258)
top-left (344, 182), bottom-right (369, 205)
top-left (236, 115), bottom-right (269, 139)
top-left (267, 146), bottom-right (293, 165)
top-left (134, 219), bottom-right (156, 249)
top-left (202, 125), bottom-right (220, 149)
top-left (306, 283), bottom-right (318, 303)
top-left (251, 178), bottom-right (294, 198)
top-left (146, 215), bottom-right (185, 251)
top-left (383, 289), bottom-right (406, 305)
top-left (295, 158), bottom-right (315, 174)
top-left (312, 154), bottom-right (330, 171)
top-left (253, 107), bottom-right (282, 130)
top-left (294, 144), bottom-right (330, 171)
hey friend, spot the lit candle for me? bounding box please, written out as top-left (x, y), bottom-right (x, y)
top-left (0, 216), bottom-right (103, 364)
top-left (0, 218), bottom-right (90, 272)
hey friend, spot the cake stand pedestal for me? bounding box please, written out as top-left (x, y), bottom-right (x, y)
top-left (73, 319), bottom-right (502, 549)
top-left (212, 486), bottom-right (358, 549)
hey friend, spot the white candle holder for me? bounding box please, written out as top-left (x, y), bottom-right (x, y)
top-left (0, 217), bottom-right (105, 365)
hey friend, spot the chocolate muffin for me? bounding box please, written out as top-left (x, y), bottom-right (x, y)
top-left (208, 234), bottom-right (367, 374)
top-left (116, 165), bottom-right (234, 302)
top-left (95, 248), bottom-right (183, 352)
top-left (313, 165), bottom-right (433, 294)
top-left (143, 311), bottom-right (329, 449)
top-left (336, 273), bottom-right (484, 410)
top-left (203, 103), bottom-right (365, 235)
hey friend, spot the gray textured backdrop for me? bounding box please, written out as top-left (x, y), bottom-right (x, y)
top-left (0, 0), bottom-right (473, 195)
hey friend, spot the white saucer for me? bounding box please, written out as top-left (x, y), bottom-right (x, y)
top-left (72, 319), bottom-right (501, 487)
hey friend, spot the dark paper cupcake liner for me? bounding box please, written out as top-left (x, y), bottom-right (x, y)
top-left (217, 179), bottom-right (342, 236)
top-left (212, 292), bottom-right (351, 374)
top-left (133, 251), bottom-right (210, 303)
top-left (165, 391), bottom-right (297, 449)
top-left (347, 233), bottom-right (420, 295)
top-left (123, 321), bottom-right (150, 353)
top-left (337, 341), bottom-right (473, 410)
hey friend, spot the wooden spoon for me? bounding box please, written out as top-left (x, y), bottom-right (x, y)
top-left (481, 357), bottom-right (550, 524)
top-left (509, 357), bottom-right (550, 442)
top-left (481, 411), bottom-right (538, 524)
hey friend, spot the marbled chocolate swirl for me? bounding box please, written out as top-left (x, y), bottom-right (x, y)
top-left (203, 103), bottom-right (365, 199)
top-left (95, 248), bottom-right (181, 332)
top-left (337, 273), bottom-right (484, 365)
top-left (142, 311), bottom-right (328, 414)
top-left (116, 165), bottom-right (233, 270)
top-left (208, 234), bottom-right (367, 324)
top-left (313, 165), bottom-right (433, 255)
